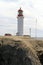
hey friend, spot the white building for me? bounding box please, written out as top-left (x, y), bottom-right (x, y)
top-left (16, 8), bottom-right (24, 36)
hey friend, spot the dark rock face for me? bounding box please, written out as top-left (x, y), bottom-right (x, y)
top-left (38, 53), bottom-right (43, 65)
top-left (39, 54), bottom-right (43, 65)
top-left (37, 51), bottom-right (43, 65)
top-left (0, 45), bottom-right (32, 65)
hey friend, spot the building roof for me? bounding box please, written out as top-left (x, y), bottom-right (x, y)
top-left (18, 8), bottom-right (23, 12)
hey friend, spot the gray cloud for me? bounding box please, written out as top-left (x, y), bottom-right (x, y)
top-left (0, 0), bottom-right (43, 37)
top-left (0, 0), bottom-right (19, 2)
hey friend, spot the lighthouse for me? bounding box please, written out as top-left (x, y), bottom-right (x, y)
top-left (16, 8), bottom-right (24, 36)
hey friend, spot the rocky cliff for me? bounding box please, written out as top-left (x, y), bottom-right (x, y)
top-left (0, 36), bottom-right (43, 65)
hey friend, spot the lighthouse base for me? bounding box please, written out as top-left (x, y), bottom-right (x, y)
top-left (16, 32), bottom-right (23, 36)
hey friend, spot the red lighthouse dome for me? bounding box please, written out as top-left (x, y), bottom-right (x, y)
top-left (18, 8), bottom-right (23, 12)
top-left (18, 8), bottom-right (23, 16)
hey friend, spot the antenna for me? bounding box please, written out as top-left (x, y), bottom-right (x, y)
top-left (35, 18), bottom-right (37, 39)
top-left (29, 28), bottom-right (31, 37)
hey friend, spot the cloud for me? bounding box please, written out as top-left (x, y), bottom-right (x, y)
top-left (0, 0), bottom-right (19, 2)
top-left (0, 0), bottom-right (43, 36)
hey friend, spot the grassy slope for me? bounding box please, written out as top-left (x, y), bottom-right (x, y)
top-left (0, 36), bottom-right (43, 65)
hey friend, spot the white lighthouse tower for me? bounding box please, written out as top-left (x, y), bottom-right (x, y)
top-left (16, 8), bottom-right (24, 36)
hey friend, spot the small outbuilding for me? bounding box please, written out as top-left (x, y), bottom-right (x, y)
top-left (5, 33), bottom-right (12, 36)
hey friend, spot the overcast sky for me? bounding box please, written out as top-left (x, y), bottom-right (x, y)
top-left (0, 0), bottom-right (43, 37)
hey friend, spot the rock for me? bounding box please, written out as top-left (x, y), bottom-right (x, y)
top-left (0, 37), bottom-right (42, 65)
top-left (0, 45), bottom-right (32, 65)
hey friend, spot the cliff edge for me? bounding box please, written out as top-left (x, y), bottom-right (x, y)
top-left (0, 36), bottom-right (43, 65)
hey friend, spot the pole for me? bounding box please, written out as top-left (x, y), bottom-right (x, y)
top-left (29, 28), bottom-right (31, 37)
top-left (35, 18), bottom-right (37, 39)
